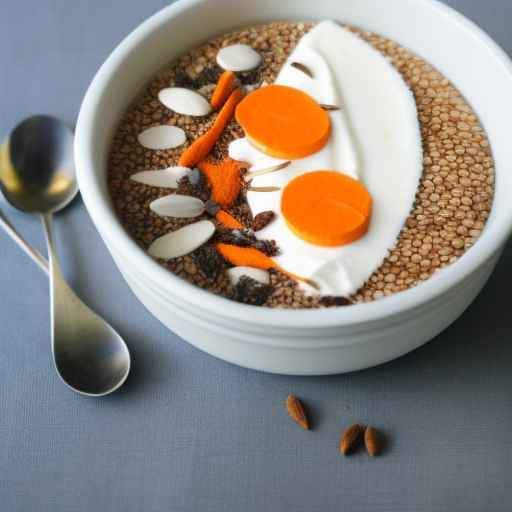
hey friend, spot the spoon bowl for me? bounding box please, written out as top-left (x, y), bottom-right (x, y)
top-left (1, 115), bottom-right (130, 396)
top-left (1, 116), bottom-right (76, 214)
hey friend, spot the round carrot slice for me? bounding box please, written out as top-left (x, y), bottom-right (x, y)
top-left (235, 84), bottom-right (331, 160)
top-left (281, 171), bottom-right (372, 247)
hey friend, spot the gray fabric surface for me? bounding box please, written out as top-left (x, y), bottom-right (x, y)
top-left (1, 1), bottom-right (511, 510)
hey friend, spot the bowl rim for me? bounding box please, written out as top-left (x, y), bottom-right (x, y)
top-left (75, 0), bottom-right (512, 330)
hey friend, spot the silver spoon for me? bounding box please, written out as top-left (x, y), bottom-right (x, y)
top-left (0, 115), bottom-right (130, 396)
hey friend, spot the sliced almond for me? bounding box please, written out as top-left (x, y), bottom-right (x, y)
top-left (227, 266), bottom-right (270, 286)
top-left (150, 195), bottom-right (205, 218)
top-left (148, 220), bottom-right (215, 259)
top-left (244, 161), bottom-right (291, 181)
top-left (320, 104), bottom-right (341, 112)
top-left (286, 395), bottom-right (309, 430)
top-left (217, 44), bottom-right (262, 72)
top-left (247, 186), bottom-right (281, 193)
top-left (130, 166), bottom-right (190, 188)
top-left (291, 62), bottom-right (314, 78)
top-left (158, 87), bottom-right (212, 117)
top-left (301, 278), bottom-right (320, 291)
top-left (138, 125), bottom-right (186, 150)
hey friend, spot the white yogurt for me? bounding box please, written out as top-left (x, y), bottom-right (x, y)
top-left (229, 21), bottom-right (423, 296)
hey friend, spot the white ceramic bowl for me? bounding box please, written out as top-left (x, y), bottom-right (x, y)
top-left (75, 0), bottom-right (512, 375)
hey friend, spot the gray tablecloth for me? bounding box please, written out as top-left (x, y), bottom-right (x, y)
top-left (1, 1), bottom-right (511, 511)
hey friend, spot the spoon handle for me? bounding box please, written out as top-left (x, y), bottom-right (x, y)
top-left (41, 213), bottom-right (67, 285)
top-left (0, 208), bottom-right (48, 273)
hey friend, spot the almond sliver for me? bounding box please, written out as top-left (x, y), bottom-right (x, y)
top-left (130, 167), bottom-right (190, 188)
top-left (148, 220), bottom-right (215, 260)
top-left (138, 125), bottom-right (186, 150)
top-left (150, 195), bottom-right (205, 218)
top-left (158, 88), bottom-right (212, 117)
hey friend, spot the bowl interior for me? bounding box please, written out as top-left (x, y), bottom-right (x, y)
top-left (76, 0), bottom-right (512, 327)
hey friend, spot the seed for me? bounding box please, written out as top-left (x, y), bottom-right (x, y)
top-left (290, 61), bottom-right (314, 78)
top-left (320, 104), bottom-right (341, 111)
top-left (340, 424), bottom-right (364, 455)
top-left (364, 426), bottom-right (381, 456)
top-left (137, 125), bottom-right (186, 150)
top-left (130, 166), bottom-right (190, 188)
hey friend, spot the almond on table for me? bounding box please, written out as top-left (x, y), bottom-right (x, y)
top-left (364, 426), bottom-right (381, 456)
top-left (197, 158), bottom-right (245, 208)
top-left (286, 395), bottom-right (309, 430)
top-left (339, 424), bottom-right (364, 455)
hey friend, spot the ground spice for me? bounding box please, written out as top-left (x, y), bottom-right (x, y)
top-left (237, 68), bottom-right (262, 86)
top-left (174, 66), bottom-right (222, 89)
top-left (215, 228), bottom-right (278, 256)
top-left (231, 275), bottom-right (273, 305)
top-left (197, 158), bottom-right (245, 208)
top-left (175, 171), bottom-right (211, 202)
top-left (193, 245), bottom-right (228, 279)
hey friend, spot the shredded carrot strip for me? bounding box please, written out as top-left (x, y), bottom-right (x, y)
top-left (178, 88), bottom-right (243, 168)
top-left (211, 71), bottom-right (237, 110)
top-left (215, 243), bottom-right (317, 288)
top-left (215, 210), bottom-right (244, 229)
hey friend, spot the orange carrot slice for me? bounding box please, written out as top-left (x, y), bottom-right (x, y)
top-left (235, 84), bottom-right (331, 160)
top-left (215, 210), bottom-right (244, 229)
top-left (281, 171), bottom-right (372, 247)
top-left (211, 71), bottom-right (237, 110)
top-left (215, 243), bottom-right (318, 288)
top-left (178, 88), bottom-right (243, 168)
top-left (197, 158), bottom-right (244, 208)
